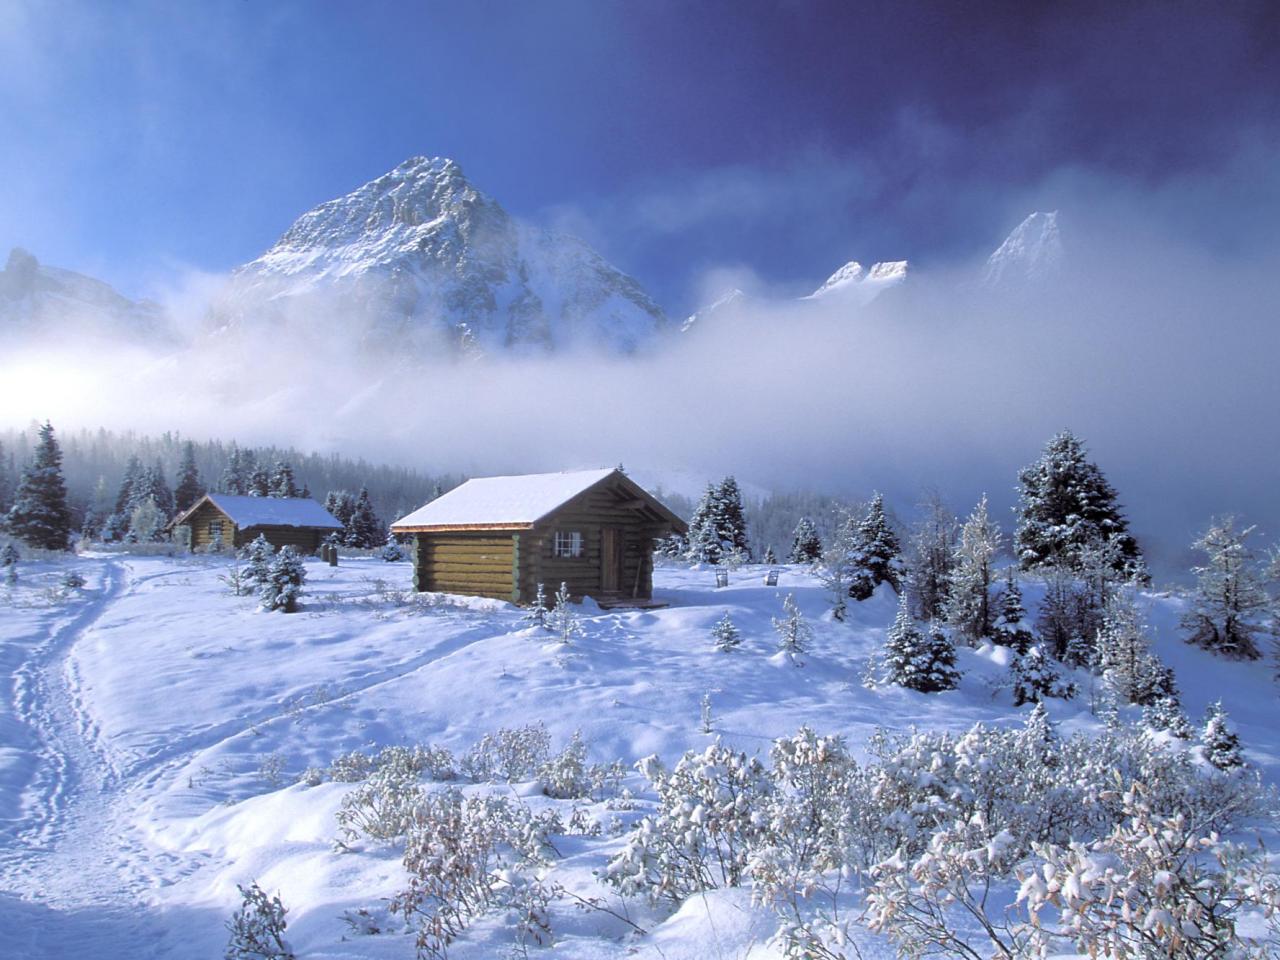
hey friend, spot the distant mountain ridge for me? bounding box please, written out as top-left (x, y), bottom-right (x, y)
top-left (0, 247), bottom-right (167, 342)
top-left (213, 156), bottom-right (668, 355)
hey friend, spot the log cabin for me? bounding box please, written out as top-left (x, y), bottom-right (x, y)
top-left (172, 493), bottom-right (344, 552)
top-left (390, 468), bottom-right (687, 606)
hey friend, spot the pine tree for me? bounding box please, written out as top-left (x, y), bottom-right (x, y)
top-left (848, 493), bottom-right (904, 601)
top-left (715, 476), bottom-right (751, 557)
top-left (772, 593), bottom-right (812, 663)
top-left (788, 517), bottom-right (822, 564)
top-left (127, 497), bottom-right (165, 542)
top-left (1, 541), bottom-right (19, 584)
top-left (711, 611), bottom-right (741, 652)
top-left (114, 455), bottom-right (144, 517)
top-left (1182, 516), bottom-right (1269, 660)
top-left (347, 487), bottom-right (382, 548)
top-left (269, 460), bottom-right (299, 499)
top-left (1020, 701), bottom-right (1058, 766)
top-left (523, 582), bottom-right (550, 629)
top-left (132, 461), bottom-right (175, 519)
top-left (221, 444), bottom-right (248, 495)
top-left (1014, 430), bottom-right (1143, 576)
top-left (1010, 645), bottom-right (1074, 706)
top-left (1096, 592), bottom-right (1162, 705)
top-left (241, 534), bottom-right (276, 586)
top-left (1201, 701), bottom-right (1244, 770)
top-left (944, 495), bottom-right (1002, 646)
top-left (0, 441), bottom-right (15, 515)
top-left (1143, 694), bottom-right (1193, 739)
top-left (992, 569), bottom-right (1035, 654)
top-left (884, 595), bottom-right (959, 693)
top-left (684, 477), bottom-right (751, 564)
top-left (6, 422), bottom-right (72, 550)
top-left (762, 545), bottom-right (777, 565)
top-left (547, 582), bottom-right (584, 643)
top-left (248, 461), bottom-right (271, 498)
top-left (906, 491), bottom-right (957, 621)
top-left (814, 512), bottom-right (858, 621)
top-left (260, 546), bottom-right (306, 613)
top-left (324, 491), bottom-right (355, 534)
top-left (379, 527), bottom-right (405, 561)
top-left (174, 441), bottom-right (204, 513)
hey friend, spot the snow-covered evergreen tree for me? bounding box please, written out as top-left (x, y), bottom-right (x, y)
top-left (347, 487), bottom-right (382, 548)
top-left (546, 581), bottom-right (584, 644)
top-left (174, 441), bottom-right (204, 513)
top-left (0, 441), bottom-right (15, 515)
top-left (379, 527), bottom-right (405, 561)
top-left (130, 462), bottom-right (174, 520)
top-left (248, 462), bottom-right (271, 498)
top-left (906, 491), bottom-right (957, 621)
top-left (848, 492), bottom-right (904, 601)
top-left (990, 569), bottom-right (1034, 654)
top-left (772, 593), bottom-right (812, 663)
top-left (324, 490), bottom-right (355, 534)
top-left (259, 546), bottom-right (306, 613)
top-left (1201, 701), bottom-right (1244, 770)
top-left (1014, 430), bottom-right (1143, 575)
top-left (655, 532), bottom-right (688, 560)
top-left (1010, 645), bottom-right (1075, 705)
top-left (221, 444), bottom-right (249, 495)
top-left (241, 534), bottom-right (275, 586)
top-left (1096, 592), bottom-right (1164, 705)
top-left (1, 541), bottom-right (19, 585)
top-left (684, 477), bottom-right (751, 564)
top-left (944, 494), bottom-right (1002, 646)
top-left (711, 611), bottom-right (741, 652)
top-left (523, 582), bottom-right (549, 629)
top-left (6, 422), bottom-right (72, 550)
top-left (884, 595), bottom-right (959, 693)
top-left (762, 545), bottom-right (777, 565)
top-left (788, 517), bottom-right (822, 564)
top-left (269, 460), bottom-right (299, 499)
top-left (127, 497), bottom-right (166, 542)
top-left (814, 512), bottom-right (858, 621)
top-left (1143, 694), bottom-right (1193, 739)
top-left (1182, 516), bottom-right (1269, 660)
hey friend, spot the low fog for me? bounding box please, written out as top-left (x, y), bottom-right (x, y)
top-left (3, 185), bottom-right (1278, 577)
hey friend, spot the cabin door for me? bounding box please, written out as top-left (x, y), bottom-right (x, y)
top-left (601, 528), bottom-right (623, 592)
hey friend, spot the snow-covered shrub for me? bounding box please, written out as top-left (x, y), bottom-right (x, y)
top-left (1009, 644), bottom-right (1075, 705)
top-left (337, 763), bottom-right (426, 843)
top-left (326, 743), bottom-right (455, 785)
top-left (59, 569), bottom-right (86, 590)
top-left (328, 750), bottom-right (376, 783)
top-left (461, 724), bottom-right (552, 783)
top-left (379, 529), bottom-right (406, 562)
top-left (991, 569), bottom-right (1034, 653)
top-left (240, 534), bottom-right (274, 584)
top-left (711, 611), bottom-right (741, 651)
top-left (225, 882), bottom-right (295, 960)
top-left (603, 741), bottom-right (773, 903)
top-left (1, 542), bottom-right (18, 584)
top-left (299, 766), bottom-right (325, 787)
top-left (537, 731), bottom-right (590, 799)
top-left (1143, 693), bottom-right (1194, 738)
top-left (545, 582), bottom-right (583, 644)
top-left (390, 789), bottom-right (557, 959)
top-left (259, 546), bottom-right (306, 613)
top-left (772, 593), bottom-right (813, 663)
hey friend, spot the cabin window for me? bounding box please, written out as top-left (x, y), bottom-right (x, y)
top-left (553, 530), bottom-right (584, 558)
top-left (208, 520), bottom-right (224, 539)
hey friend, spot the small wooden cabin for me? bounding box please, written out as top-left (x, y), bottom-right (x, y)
top-left (390, 468), bottom-right (687, 605)
top-left (172, 493), bottom-right (343, 552)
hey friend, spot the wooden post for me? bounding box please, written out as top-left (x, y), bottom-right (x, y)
top-left (510, 534), bottom-right (521, 604)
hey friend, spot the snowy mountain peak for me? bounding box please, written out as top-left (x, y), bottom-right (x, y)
top-left (680, 288), bottom-right (746, 333)
top-left (219, 157), bottom-right (667, 355)
top-left (981, 211), bottom-right (1064, 287)
top-left (804, 258), bottom-right (908, 304)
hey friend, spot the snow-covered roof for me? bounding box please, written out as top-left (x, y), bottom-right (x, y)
top-left (196, 494), bottom-right (343, 530)
top-left (393, 468), bottom-right (626, 530)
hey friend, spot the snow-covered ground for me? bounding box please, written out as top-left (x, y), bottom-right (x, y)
top-left (0, 553), bottom-right (1275, 958)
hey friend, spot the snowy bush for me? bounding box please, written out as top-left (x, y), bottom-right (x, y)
top-left (537, 731), bottom-right (591, 799)
top-left (326, 743), bottom-right (455, 785)
top-left (258, 546), bottom-right (306, 613)
top-left (603, 741), bottom-right (773, 903)
top-left (380, 529), bottom-right (406, 561)
top-left (461, 724), bottom-right (552, 783)
top-left (1, 541), bottom-right (18, 584)
top-left (225, 882), bottom-right (295, 960)
top-left (59, 569), bottom-right (86, 590)
top-left (337, 764), bottom-right (426, 843)
top-left (545, 582), bottom-right (584, 644)
top-left (328, 750), bottom-right (376, 783)
top-left (390, 789), bottom-right (560, 959)
top-left (1201, 700), bottom-right (1245, 770)
top-left (1009, 644), bottom-right (1076, 705)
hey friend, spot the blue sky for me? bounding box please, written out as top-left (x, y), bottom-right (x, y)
top-left (2, 0), bottom-right (1278, 313)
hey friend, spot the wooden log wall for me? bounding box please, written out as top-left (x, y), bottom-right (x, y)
top-left (183, 501), bottom-right (237, 550)
top-left (413, 533), bottom-right (516, 600)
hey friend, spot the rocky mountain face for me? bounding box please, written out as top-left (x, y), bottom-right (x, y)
top-left (0, 247), bottom-right (167, 342)
top-left (980, 211), bottom-right (1064, 288)
top-left (214, 157), bottom-right (668, 355)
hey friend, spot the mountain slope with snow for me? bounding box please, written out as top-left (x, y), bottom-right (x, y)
top-left (981, 210), bottom-right (1065, 288)
top-left (0, 247), bottom-right (168, 343)
top-left (214, 157), bottom-right (668, 355)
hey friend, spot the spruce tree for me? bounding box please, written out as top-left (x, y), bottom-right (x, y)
top-left (715, 476), bottom-right (751, 558)
top-left (221, 444), bottom-right (248, 495)
top-left (711, 611), bottom-right (742, 651)
top-left (1182, 516), bottom-right (1269, 660)
top-left (0, 441), bottom-right (15, 515)
top-left (347, 487), bottom-right (382, 548)
top-left (762, 545), bottom-right (777, 565)
top-left (906, 491), bottom-right (957, 621)
top-left (848, 492), bottom-right (904, 601)
top-left (1014, 430), bottom-right (1142, 575)
top-left (944, 494), bottom-right (1002, 646)
top-left (992, 569), bottom-right (1035, 654)
top-left (884, 595), bottom-right (959, 693)
top-left (1201, 701), bottom-right (1244, 770)
top-left (260, 546), bottom-right (306, 613)
top-left (772, 593), bottom-right (812, 662)
top-left (114, 455), bottom-right (144, 517)
top-left (324, 490), bottom-right (355, 533)
top-left (7, 422), bottom-right (72, 550)
top-left (1096, 592), bottom-right (1161, 705)
top-left (788, 517), bottom-right (822, 564)
top-left (174, 441), bottom-right (204, 513)
top-left (685, 483), bottom-right (723, 564)
top-left (1143, 694), bottom-right (1193, 739)
top-left (248, 462), bottom-right (271, 498)
top-left (1010, 645), bottom-right (1074, 705)
top-left (269, 460), bottom-right (299, 499)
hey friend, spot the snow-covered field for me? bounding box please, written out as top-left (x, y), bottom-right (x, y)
top-left (0, 553), bottom-right (1275, 959)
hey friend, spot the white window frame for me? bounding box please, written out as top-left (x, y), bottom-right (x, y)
top-left (208, 519), bottom-right (224, 538)
top-left (553, 530), bottom-right (584, 559)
